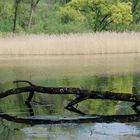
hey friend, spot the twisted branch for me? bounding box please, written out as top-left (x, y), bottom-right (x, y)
top-left (0, 112), bottom-right (140, 125)
top-left (0, 80), bottom-right (140, 113)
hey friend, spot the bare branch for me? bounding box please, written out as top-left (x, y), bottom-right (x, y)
top-left (0, 80), bottom-right (140, 114)
top-left (1, 112), bottom-right (140, 125)
top-left (35, 0), bottom-right (41, 7)
top-left (0, 81), bottom-right (140, 103)
top-left (13, 80), bottom-right (33, 86)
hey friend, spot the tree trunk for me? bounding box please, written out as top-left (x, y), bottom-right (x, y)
top-left (28, 0), bottom-right (40, 29)
top-left (13, 1), bottom-right (20, 33)
top-left (28, 8), bottom-right (34, 29)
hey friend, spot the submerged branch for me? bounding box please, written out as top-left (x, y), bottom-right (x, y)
top-left (0, 80), bottom-right (140, 114)
top-left (0, 112), bottom-right (140, 125)
top-left (1, 99), bottom-right (139, 125)
top-left (0, 81), bottom-right (140, 103)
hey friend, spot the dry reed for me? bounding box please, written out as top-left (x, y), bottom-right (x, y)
top-left (0, 32), bottom-right (140, 55)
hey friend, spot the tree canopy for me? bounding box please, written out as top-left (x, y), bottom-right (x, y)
top-left (59, 0), bottom-right (133, 31)
top-left (0, 0), bottom-right (140, 33)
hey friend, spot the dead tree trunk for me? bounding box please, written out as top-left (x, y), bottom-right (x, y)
top-left (0, 80), bottom-right (140, 102)
top-left (0, 80), bottom-right (140, 114)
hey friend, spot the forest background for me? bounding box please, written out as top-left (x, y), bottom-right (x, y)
top-left (0, 0), bottom-right (140, 34)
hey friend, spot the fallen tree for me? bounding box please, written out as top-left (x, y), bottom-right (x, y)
top-left (0, 80), bottom-right (140, 114)
top-left (0, 112), bottom-right (140, 125)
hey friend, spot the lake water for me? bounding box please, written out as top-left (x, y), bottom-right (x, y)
top-left (0, 54), bottom-right (140, 140)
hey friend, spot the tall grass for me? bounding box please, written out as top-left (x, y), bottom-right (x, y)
top-left (0, 32), bottom-right (140, 55)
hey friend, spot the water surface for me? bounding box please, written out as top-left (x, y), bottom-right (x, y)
top-left (0, 54), bottom-right (140, 140)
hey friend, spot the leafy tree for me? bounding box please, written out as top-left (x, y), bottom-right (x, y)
top-left (17, 2), bottom-right (30, 30)
top-left (0, 0), bottom-right (139, 33)
top-left (0, 1), bottom-right (14, 32)
top-left (59, 0), bottom-right (133, 31)
top-left (130, 0), bottom-right (140, 23)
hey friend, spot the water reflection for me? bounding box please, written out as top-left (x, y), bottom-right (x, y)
top-left (1, 111), bottom-right (140, 125)
top-left (18, 123), bottom-right (140, 140)
top-left (0, 54), bottom-right (140, 140)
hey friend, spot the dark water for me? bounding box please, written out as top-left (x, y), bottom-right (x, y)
top-left (0, 54), bottom-right (140, 140)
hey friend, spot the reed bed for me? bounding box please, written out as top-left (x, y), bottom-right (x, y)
top-left (0, 32), bottom-right (140, 55)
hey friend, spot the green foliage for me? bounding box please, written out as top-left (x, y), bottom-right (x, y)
top-left (17, 3), bottom-right (30, 30)
top-left (59, 0), bottom-right (133, 31)
top-left (111, 2), bottom-right (132, 25)
top-left (29, 3), bottom-right (89, 34)
top-left (0, 2), bottom-right (14, 19)
top-left (0, 0), bottom-right (140, 33)
top-left (59, 6), bottom-right (84, 23)
top-left (0, 1), bottom-right (14, 32)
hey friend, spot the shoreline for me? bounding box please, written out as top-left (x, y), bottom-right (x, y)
top-left (0, 32), bottom-right (140, 55)
top-left (0, 51), bottom-right (139, 56)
